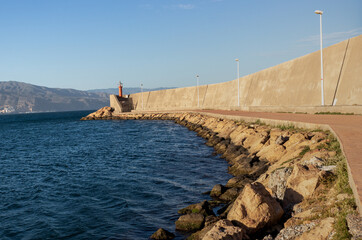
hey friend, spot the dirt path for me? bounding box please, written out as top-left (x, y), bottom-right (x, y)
top-left (198, 110), bottom-right (362, 213)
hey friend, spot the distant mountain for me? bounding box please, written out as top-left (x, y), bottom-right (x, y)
top-left (0, 81), bottom-right (109, 113)
top-left (87, 87), bottom-right (175, 95)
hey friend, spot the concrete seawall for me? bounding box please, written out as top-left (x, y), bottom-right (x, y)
top-left (119, 35), bottom-right (361, 113)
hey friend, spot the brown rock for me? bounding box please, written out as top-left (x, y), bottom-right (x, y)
top-left (202, 220), bottom-right (246, 240)
top-left (300, 149), bottom-right (329, 163)
top-left (150, 228), bottom-right (175, 240)
top-left (257, 144), bottom-right (286, 163)
top-left (226, 176), bottom-right (253, 188)
top-left (218, 203), bottom-right (234, 219)
top-left (210, 184), bottom-right (227, 198)
top-left (84, 106), bottom-right (114, 119)
top-left (216, 121), bottom-right (238, 139)
top-left (269, 128), bottom-right (284, 143)
top-left (222, 145), bottom-right (246, 162)
top-left (284, 133), bottom-right (307, 149)
top-left (227, 182), bottom-right (284, 233)
top-left (175, 213), bottom-right (205, 232)
top-left (243, 131), bottom-right (269, 154)
top-left (275, 135), bottom-right (289, 145)
top-left (205, 216), bottom-right (220, 227)
top-left (284, 164), bottom-right (322, 207)
top-left (283, 209), bottom-right (314, 227)
top-left (187, 224), bottom-right (215, 240)
top-left (228, 155), bottom-right (269, 177)
top-left (310, 132), bottom-right (328, 144)
top-left (229, 125), bottom-right (249, 146)
top-left (219, 188), bottom-right (239, 202)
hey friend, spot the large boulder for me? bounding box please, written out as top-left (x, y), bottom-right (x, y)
top-left (242, 131), bottom-right (269, 154)
top-left (216, 121), bottom-right (238, 139)
top-left (283, 164), bottom-right (323, 208)
top-left (229, 125), bottom-right (249, 146)
top-left (175, 213), bottom-right (205, 232)
top-left (256, 143), bottom-right (286, 163)
top-left (150, 228), bottom-right (175, 240)
top-left (283, 133), bottom-right (307, 149)
top-left (82, 106), bottom-right (114, 120)
top-left (227, 182), bottom-right (284, 233)
top-left (202, 220), bottom-right (246, 240)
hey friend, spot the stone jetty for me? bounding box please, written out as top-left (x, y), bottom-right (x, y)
top-left (81, 107), bottom-right (360, 240)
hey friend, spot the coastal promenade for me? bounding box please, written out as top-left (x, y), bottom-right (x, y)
top-left (197, 109), bottom-right (362, 215)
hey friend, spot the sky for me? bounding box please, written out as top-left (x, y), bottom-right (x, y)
top-left (0, 0), bottom-right (361, 91)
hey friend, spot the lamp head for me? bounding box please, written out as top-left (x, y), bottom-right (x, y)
top-left (315, 10), bottom-right (323, 15)
top-left (235, 59), bottom-right (239, 62)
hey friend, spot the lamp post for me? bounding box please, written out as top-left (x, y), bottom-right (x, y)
top-left (235, 59), bottom-right (240, 107)
top-left (315, 10), bottom-right (324, 106)
top-left (141, 83), bottom-right (144, 110)
top-left (196, 75), bottom-right (200, 108)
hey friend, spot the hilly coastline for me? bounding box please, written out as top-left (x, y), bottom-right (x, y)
top-left (87, 87), bottom-right (175, 95)
top-left (0, 81), bottom-right (110, 113)
top-left (0, 81), bottom-right (175, 114)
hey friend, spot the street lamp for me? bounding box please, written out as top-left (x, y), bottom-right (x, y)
top-left (141, 83), bottom-right (144, 110)
top-left (235, 59), bottom-right (240, 107)
top-left (315, 10), bottom-right (324, 106)
top-left (196, 75), bottom-right (200, 108)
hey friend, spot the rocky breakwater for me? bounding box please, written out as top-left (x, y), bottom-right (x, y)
top-left (82, 108), bottom-right (360, 240)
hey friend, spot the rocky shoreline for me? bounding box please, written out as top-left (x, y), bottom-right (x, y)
top-left (81, 107), bottom-right (360, 240)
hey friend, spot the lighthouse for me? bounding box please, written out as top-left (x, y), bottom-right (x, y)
top-left (118, 81), bottom-right (123, 98)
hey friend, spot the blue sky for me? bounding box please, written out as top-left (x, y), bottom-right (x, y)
top-left (0, 0), bottom-right (361, 90)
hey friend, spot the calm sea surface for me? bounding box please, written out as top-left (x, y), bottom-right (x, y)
top-left (0, 111), bottom-right (230, 240)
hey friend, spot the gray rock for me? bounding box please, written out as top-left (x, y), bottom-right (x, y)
top-left (319, 165), bottom-right (337, 173)
top-left (262, 235), bottom-right (274, 240)
top-left (268, 167), bottom-right (293, 201)
top-left (275, 135), bottom-right (288, 145)
top-left (302, 156), bottom-right (324, 167)
top-left (274, 222), bottom-right (316, 240)
top-left (346, 213), bottom-right (362, 240)
top-left (150, 228), bottom-right (175, 240)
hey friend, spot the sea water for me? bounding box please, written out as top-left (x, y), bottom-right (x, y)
top-left (0, 111), bottom-right (230, 239)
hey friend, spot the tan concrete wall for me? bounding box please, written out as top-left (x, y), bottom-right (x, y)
top-left (334, 35), bottom-right (362, 106)
top-left (240, 38), bottom-right (348, 107)
top-left (110, 95), bottom-right (123, 113)
top-left (113, 35), bottom-right (361, 112)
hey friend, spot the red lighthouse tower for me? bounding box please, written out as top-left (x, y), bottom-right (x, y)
top-left (118, 81), bottom-right (123, 98)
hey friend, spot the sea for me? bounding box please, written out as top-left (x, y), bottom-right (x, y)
top-left (0, 111), bottom-right (231, 240)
